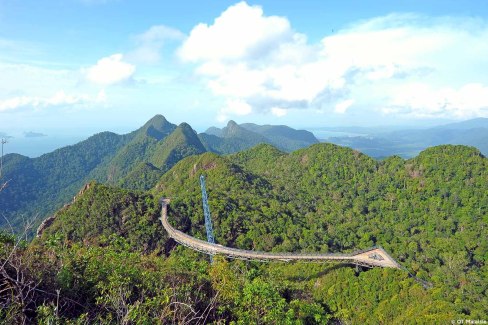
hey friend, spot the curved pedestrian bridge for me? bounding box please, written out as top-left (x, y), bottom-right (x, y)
top-left (160, 198), bottom-right (401, 269)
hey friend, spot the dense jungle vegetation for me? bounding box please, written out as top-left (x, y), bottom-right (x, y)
top-left (0, 115), bottom-right (318, 231)
top-left (1, 143), bottom-right (487, 323)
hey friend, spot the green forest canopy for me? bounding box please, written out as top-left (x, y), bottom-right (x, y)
top-left (1, 143), bottom-right (487, 323)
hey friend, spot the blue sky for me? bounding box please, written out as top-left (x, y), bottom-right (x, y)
top-left (1, 0), bottom-right (488, 138)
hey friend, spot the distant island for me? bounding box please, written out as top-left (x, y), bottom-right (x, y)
top-left (23, 131), bottom-right (47, 138)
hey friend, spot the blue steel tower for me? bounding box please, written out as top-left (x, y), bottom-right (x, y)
top-left (200, 175), bottom-right (215, 253)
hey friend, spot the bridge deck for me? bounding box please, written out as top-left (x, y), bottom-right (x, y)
top-left (159, 198), bottom-right (401, 269)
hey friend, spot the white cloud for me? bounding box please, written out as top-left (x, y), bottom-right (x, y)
top-left (0, 96), bottom-right (34, 112)
top-left (334, 99), bottom-right (354, 114)
top-left (271, 107), bottom-right (287, 117)
top-left (217, 98), bottom-right (253, 122)
top-left (179, 3), bottom-right (488, 121)
top-left (0, 63), bottom-right (74, 97)
top-left (385, 83), bottom-right (488, 119)
top-left (0, 90), bottom-right (105, 112)
top-left (179, 1), bottom-right (292, 62)
top-left (46, 91), bottom-right (85, 106)
top-left (84, 54), bottom-right (135, 85)
top-left (128, 25), bottom-right (184, 64)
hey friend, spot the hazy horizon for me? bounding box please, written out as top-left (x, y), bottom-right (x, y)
top-left (1, 115), bottom-right (484, 158)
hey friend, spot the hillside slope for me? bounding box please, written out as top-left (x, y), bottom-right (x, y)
top-left (0, 131), bottom-right (133, 229)
top-left (88, 114), bottom-right (177, 184)
top-left (149, 122), bottom-right (207, 171)
top-left (0, 115), bottom-right (209, 229)
top-left (25, 143), bottom-right (487, 323)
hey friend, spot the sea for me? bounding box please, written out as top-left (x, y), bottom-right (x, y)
top-left (2, 135), bottom-right (88, 158)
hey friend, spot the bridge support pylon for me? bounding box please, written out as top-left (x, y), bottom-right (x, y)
top-left (200, 175), bottom-right (215, 263)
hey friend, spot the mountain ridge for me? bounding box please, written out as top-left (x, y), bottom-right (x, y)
top-left (200, 120), bottom-right (319, 154)
top-left (0, 115), bottom-right (319, 230)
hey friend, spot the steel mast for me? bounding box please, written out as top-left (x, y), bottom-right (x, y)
top-left (199, 175), bottom-right (215, 262)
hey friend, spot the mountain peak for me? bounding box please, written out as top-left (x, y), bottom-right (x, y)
top-left (146, 114), bottom-right (168, 125)
top-left (205, 126), bottom-right (223, 137)
top-left (222, 120), bottom-right (249, 138)
top-left (149, 122), bottom-right (206, 170)
top-left (178, 122), bottom-right (193, 130)
top-left (139, 115), bottom-right (176, 141)
top-left (227, 120), bottom-right (239, 128)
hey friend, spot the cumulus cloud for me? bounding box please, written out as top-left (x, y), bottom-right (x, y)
top-left (335, 99), bottom-right (355, 114)
top-left (179, 2), bottom-right (488, 121)
top-left (217, 98), bottom-right (253, 122)
top-left (384, 83), bottom-right (488, 119)
top-left (84, 54), bottom-right (135, 85)
top-left (0, 90), bottom-right (106, 112)
top-left (128, 25), bottom-right (184, 64)
top-left (179, 1), bottom-right (292, 62)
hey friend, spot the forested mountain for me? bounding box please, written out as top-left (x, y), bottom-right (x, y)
top-left (3, 142), bottom-right (485, 323)
top-left (149, 122), bottom-right (206, 170)
top-left (200, 120), bottom-right (318, 154)
top-left (0, 131), bottom-right (133, 229)
top-left (325, 117), bottom-right (488, 158)
top-left (0, 115), bottom-right (182, 229)
top-left (240, 123), bottom-right (319, 152)
top-left (115, 123), bottom-right (207, 190)
top-left (88, 114), bottom-right (177, 184)
top-left (199, 120), bottom-right (270, 154)
top-left (0, 115), bottom-right (203, 229)
top-left (0, 116), bottom-right (319, 231)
